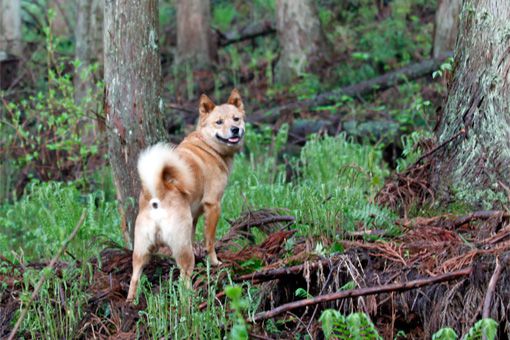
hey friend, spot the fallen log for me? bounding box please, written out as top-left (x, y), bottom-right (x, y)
top-left (251, 53), bottom-right (452, 124)
top-left (218, 20), bottom-right (276, 47)
top-left (250, 266), bottom-right (472, 323)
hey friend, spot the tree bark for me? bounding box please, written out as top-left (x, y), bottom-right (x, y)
top-left (104, 0), bottom-right (166, 247)
top-left (433, 1), bottom-right (510, 205)
top-left (432, 0), bottom-right (462, 58)
top-left (275, 0), bottom-right (330, 84)
top-left (0, 0), bottom-right (22, 56)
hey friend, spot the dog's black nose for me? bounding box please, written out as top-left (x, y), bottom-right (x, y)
top-left (231, 126), bottom-right (240, 135)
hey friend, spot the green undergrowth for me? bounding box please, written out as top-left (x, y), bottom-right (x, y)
top-left (220, 130), bottom-right (398, 243)
top-left (0, 181), bottom-right (121, 262)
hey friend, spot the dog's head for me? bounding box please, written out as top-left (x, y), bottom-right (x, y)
top-left (197, 89), bottom-right (246, 155)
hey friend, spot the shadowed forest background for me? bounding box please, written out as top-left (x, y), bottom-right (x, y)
top-left (1, 0), bottom-right (510, 339)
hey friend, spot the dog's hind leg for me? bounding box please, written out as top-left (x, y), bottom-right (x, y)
top-left (204, 202), bottom-right (222, 266)
top-left (160, 207), bottom-right (194, 287)
top-left (175, 245), bottom-right (195, 288)
top-left (127, 216), bottom-right (155, 302)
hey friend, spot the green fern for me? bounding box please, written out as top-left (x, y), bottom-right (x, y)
top-left (320, 309), bottom-right (382, 340)
top-left (431, 318), bottom-right (498, 340)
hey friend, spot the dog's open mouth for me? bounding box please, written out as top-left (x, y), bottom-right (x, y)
top-left (216, 134), bottom-right (242, 145)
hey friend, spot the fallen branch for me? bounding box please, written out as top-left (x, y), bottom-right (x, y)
top-left (7, 211), bottom-right (86, 340)
top-left (251, 54), bottom-right (452, 124)
top-left (250, 266), bottom-right (472, 323)
top-left (234, 215), bottom-right (295, 230)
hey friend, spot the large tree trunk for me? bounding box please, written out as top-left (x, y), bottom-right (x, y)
top-left (104, 0), bottom-right (166, 247)
top-left (432, 0), bottom-right (462, 58)
top-left (275, 0), bottom-right (330, 84)
top-left (0, 0), bottom-right (22, 56)
top-left (433, 1), bottom-right (510, 205)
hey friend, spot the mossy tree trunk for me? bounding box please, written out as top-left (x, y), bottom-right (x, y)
top-left (432, 0), bottom-right (462, 58)
top-left (275, 0), bottom-right (330, 85)
top-left (104, 0), bottom-right (166, 247)
top-left (432, 1), bottom-right (510, 206)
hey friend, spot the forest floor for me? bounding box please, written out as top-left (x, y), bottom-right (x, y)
top-left (2, 207), bottom-right (509, 339)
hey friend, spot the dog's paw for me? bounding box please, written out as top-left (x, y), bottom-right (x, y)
top-left (210, 258), bottom-right (222, 266)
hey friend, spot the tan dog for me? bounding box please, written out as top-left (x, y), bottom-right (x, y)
top-left (126, 89), bottom-right (245, 302)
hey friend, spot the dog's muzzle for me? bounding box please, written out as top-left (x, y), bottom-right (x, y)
top-left (216, 128), bottom-right (244, 145)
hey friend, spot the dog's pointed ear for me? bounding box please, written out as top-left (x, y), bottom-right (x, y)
top-left (199, 94), bottom-right (215, 119)
top-left (227, 89), bottom-right (244, 112)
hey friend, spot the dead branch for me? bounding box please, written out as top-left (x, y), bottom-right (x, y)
top-left (8, 211), bottom-right (86, 340)
top-left (234, 215), bottom-right (295, 230)
top-left (250, 266), bottom-right (472, 323)
top-left (251, 53), bottom-right (452, 124)
top-left (482, 257), bottom-right (503, 319)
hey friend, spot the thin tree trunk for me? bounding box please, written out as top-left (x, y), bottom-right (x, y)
top-left (275, 0), bottom-right (330, 84)
top-left (175, 0), bottom-right (216, 98)
top-left (433, 1), bottom-right (510, 205)
top-left (175, 0), bottom-right (215, 68)
top-left (91, 0), bottom-right (104, 66)
top-left (0, 0), bottom-right (22, 56)
top-left (104, 0), bottom-right (166, 247)
top-left (432, 0), bottom-right (462, 58)
top-left (75, 0), bottom-right (92, 104)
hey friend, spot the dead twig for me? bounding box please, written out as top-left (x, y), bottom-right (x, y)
top-left (250, 267), bottom-right (472, 323)
top-left (7, 211), bottom-right (87, 340)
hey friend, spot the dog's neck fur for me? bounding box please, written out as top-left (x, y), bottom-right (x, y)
top-left (184, 131), bottom-right (234, 172)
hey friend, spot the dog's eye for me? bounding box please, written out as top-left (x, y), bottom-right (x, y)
top-left (216, 119), bottom-right (223, 125)
top-left (233, 117), bottom-right (240, 122)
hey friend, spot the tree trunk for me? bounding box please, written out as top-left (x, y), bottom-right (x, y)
top-left (91, 0), bottom-right (104, 66)
top-left (432, 0), bottom-right (462, 58)
top-left (175, 0), bottom-right (216, 97)
top-left (176, 0), bottom-right (215, 68)
top-left (433, 1), bottom-right (510, 206)
top-left (0, 0), bottom-right (22, 56)
top-left (75, 0), bottom-right (92, 104)
top-left (275, 0), bottom-right (330, 84)
top-left (50, 0), bottom-right (73, 37)
top-left (104, 0), bottom-right (166, 247)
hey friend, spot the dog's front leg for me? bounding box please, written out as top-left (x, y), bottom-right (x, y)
top-left (204, 202), bottom-right (222, 266)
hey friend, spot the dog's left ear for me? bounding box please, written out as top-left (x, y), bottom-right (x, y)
top-left (227, 89), bottom-right (244, 112)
